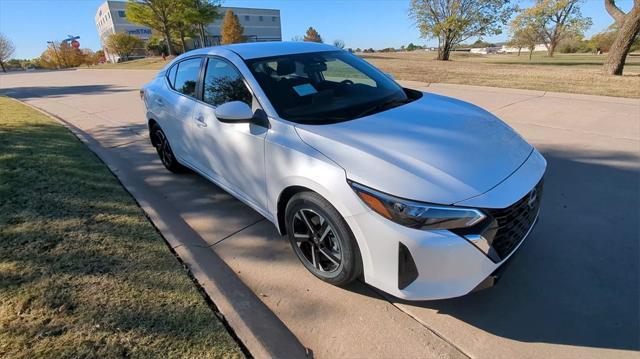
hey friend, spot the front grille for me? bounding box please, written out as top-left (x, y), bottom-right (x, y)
top-left (486, 179), bottom-right (544, 260)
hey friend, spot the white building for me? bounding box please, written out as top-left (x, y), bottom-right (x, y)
top-left (500, 44), bottom-right (548, 53)
top-left (95, 0), bottom-right (282, 62)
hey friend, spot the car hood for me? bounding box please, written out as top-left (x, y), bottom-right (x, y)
top-left (295, 92), bottom-right (533, 205)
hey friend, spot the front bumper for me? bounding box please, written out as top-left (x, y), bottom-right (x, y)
top-left (348, 210), bottom-right (537, 300)
top-left (345, 150), bottom-right (546, 301)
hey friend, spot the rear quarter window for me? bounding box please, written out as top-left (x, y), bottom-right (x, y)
top-left (167, 64), bottom-right (178, 88)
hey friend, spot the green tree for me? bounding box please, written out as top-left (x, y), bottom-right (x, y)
top-left (126, 0), bottom-right (180, 55)
top-left (220, 10), bottom-right (245, 44)
top-left (589, 29), bottom-right (616, 53)
top-left (406, 43), bottom-right (418, 51)
top-left (514, 0), bottom-right (592, 57)
top-left (182, 0), bottom-right (221, 47)
top-left (603, 0), bottom-right (640, 75)
top-left (510, 13), bottom-right (546, 59)
top-left (409, 0), bottom-right (515, 61)
top-left (0, 33), bottom-right (15, 73)
top-left (304, 27), bottom-right (323, 42)
top-left (105, 33), bottom-right (142, 61)
top-left (146, 35), bottom-right (167, 55)
top-left (172, 2), bottom-right (195, 53)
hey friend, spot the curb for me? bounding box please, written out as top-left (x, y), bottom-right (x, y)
top-left (14, 98), bottom-right (309, 359)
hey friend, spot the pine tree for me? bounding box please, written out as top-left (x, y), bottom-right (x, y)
top-left (303, 27), bottom-right (323, 43)
top-left (221, 10), bottom-right (245, 44)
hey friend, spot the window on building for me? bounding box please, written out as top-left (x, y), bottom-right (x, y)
top-left (173, 58), bottom-right (202, 98)
top-left (272, 16), bottom-right (276, 22)
top-left (244, 15), bottom-right (250, 21)
top-left (118, 10), bottom-right (126, 17)
top-left (259, 16), bottom-right (263, 21)
top-left (202, 58), bottom-right (252, 107)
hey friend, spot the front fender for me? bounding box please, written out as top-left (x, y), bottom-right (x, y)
top-left (265, 120), bottom-right (373, 278)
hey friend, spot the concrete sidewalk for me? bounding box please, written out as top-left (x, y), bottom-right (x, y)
top-left (1, 69), bottom-right (638, 358)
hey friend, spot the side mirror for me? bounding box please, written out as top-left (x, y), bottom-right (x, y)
top-left (214, 101), bottom-right (254, 123)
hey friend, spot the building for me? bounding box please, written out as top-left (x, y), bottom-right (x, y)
top-left (500, 44), bottom-right (548, 53)
top-left (95, 1), bottom-right (282, 62)
top-left (469, 47), bottom-right (502, 55)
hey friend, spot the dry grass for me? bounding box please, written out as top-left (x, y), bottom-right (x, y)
top-left (361, 52), bottom-right (640, 98)
top-left (0, 97), bottom-right (243, 358)
top-left (93, 57), bottom-right (172, 70)
top-left (93, 52), bottom-right (640, 98)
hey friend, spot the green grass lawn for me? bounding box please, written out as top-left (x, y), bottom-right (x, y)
top-left (0, 97), bottom-right (243, 358)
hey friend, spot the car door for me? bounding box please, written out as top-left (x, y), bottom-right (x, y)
top-left (160, 56), bottom-right (203, 164)
top-left (188, 56), bottom-right (269, 212)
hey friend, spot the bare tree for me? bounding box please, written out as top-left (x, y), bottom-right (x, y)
top-left (333, 39), bottom-right (345, 49)
top-left (603, 0), bottom-right (640, 75)
top-left (0, 33), bottom-right (16, 73)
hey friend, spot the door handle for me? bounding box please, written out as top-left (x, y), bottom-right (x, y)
top-left (195, 115), bottom-right (207, 128)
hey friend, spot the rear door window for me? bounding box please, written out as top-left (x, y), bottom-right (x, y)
top-left (173, 58), bottom-right (202, 98)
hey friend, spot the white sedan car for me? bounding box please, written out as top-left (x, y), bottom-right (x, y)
top-left (141, 42), bottom-right (545, 300)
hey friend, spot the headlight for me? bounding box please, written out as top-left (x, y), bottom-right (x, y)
top-left (349, 181), bottom-right (486, 230)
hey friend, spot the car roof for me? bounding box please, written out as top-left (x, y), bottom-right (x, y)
top-left (187, 41), bottom-right (339, 60)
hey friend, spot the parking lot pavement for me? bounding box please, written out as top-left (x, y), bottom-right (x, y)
top-left (1, 69), bottom-right (638, 358)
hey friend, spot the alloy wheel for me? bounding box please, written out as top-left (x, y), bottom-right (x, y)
top-left (292, 209), bottom-right (342, 273)
top-left (154, 130), bottom-right (174, 168)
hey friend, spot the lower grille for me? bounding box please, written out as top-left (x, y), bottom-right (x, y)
top-left (398, 242), bottom-right (418, 290)
top-left (486, 179), bottom-right (543, 260)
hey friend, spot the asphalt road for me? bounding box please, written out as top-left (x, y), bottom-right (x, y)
top-left (1, 69), bottom-right (638, 359)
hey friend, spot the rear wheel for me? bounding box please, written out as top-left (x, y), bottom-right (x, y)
top-left (284, 192), bottom-right (362, 286)
top-left (150, 124), bottom-right (185, 173)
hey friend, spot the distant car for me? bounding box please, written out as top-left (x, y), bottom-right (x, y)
top-left (140, 42), bottom-right (545, 300)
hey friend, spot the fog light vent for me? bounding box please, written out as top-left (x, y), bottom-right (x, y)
top-left (398, 242), bottom-right (418, 290)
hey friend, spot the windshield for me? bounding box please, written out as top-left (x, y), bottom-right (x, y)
top-left (245, 51), bottom-right (410, 124)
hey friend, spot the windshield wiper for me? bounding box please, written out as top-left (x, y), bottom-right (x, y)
top-left (354, 97), bottom-right (411, 119)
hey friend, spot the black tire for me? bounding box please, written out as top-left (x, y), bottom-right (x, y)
top-left (284, 191), bottom-right (363, 286)
top-left (150, 123), bottom-right (185, 173)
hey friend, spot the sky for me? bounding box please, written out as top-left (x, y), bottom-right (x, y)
top-left (0, 0), bottom-right (634, 59)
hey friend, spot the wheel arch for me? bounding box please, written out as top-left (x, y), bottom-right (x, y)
top-left (276, 183), bottom-right (374, 283)
top-left (148, 118), bottom-right (159, 146)
top-left (276, 185), bottom-right (313, 235)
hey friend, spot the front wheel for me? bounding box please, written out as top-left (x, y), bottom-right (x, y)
top-left (150, 124), bottom-right (185, 173)
top-left (284, 192), bottom-right (363, 286)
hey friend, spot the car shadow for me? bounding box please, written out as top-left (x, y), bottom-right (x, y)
top-left (0, 85), bottom-right (131, 99)
top-left (355, 146), bottom-right (639, 352)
